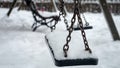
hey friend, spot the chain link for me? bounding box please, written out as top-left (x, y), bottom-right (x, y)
top-left (63, 14), bottom-right (76, 57)
top-left (46, 0), bottom-right (64, 31)
top-left (78, 0), bottom-right (90, 27)
top-left (50, 0), bottom-right (69, 31)
top-left (77, 14), bottom-right (92, 53)
top-left (62, 14), bottom-right (69, 30)
top-left (63, 0), bottom-right (92, 57)
top-left (50, 16), bottom-right (60, 31)
top-left (59, 0), bottom-right (69, 30)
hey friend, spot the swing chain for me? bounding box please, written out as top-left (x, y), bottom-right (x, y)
top-left (63, 0), bottom-right (92, 57)
top-left (77, 10), bottom-right (92, 54)
top-left (50, 16), bottom-right (60, 31)
top-left (63, 14), bottom-right (76, 57)
top-left (50, 0), bottom-right (69, 31)
top-left (79, 0), bottom-right (89, 27)
top-left (46, 0), bottom-right (69, 31)
top-left (63, 13), bottom-right (69, 30)
top-left (59, 0), bottom-right (69, 30)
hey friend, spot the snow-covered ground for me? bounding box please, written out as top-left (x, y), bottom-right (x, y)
top-left (0, 8), bottom-right (120, 68)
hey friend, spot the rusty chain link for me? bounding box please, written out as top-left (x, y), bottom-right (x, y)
top-left (59, 0), bottom-right (69, 30)
top-left (51, 0), bottom-right (69, 31)
top-left (50, 0), bottom-right (64, 31)
top-left (77, 11), bottom-right (92, 53)
top-left (79, 0), bottom-right (89, 27)
top-left (63, 0), bottom-right (92, 57)
top-left (50, 16), bottom-right (60, 32)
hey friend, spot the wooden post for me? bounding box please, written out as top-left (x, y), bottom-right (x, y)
top-left (99, 0), bottom-right (120, 40)
top-left (7, 0), bottom-right (17, 16)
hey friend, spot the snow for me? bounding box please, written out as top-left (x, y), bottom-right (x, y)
top-left (0, 8), bottom-right (120, 68)
top-left (46, 31), bottom-right (97, 60)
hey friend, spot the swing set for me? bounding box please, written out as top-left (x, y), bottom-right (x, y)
top-left (7, 0), bottom-right (60, 31)
top-left (45, 0), bottom-right (120, 66)
top-left (6, 0), bottom-right (120, 67)
top-left (7, 0), bottom-right (93, 31)
top-left (73, 0), bottom-right (93, 30)
top-left (45, 0), bottom-right (98, 66)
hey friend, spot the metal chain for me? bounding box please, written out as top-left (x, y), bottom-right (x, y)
top-left (50, 16), bottom-right (60, 31)
top-left (79, 0), bottom-right (89, 26)
top-left (62, 13), bottom-right (69, 30)
top-left (63, 14), bottom-right (76, 57)
top-left (59, 0), bottom-right (69, 30)
top-left (77, 11), bottom-right (92, 53)
top-left (51, 0), bottom-right (69, 31)
top-left (63, 0), bottom-right (92, 57)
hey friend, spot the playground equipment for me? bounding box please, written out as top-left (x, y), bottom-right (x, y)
top-left (73, 0), bottom-right (93, 30)
top-left (6, 0), bottom-right (120, 67)
top-left (24, 0), bottom-right (60, 31)
top-left (45, 0), bottom-right (98, 66)
top-left (7, 0), bottom-right (60, 31)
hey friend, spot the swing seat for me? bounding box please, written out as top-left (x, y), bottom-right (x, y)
top-left (54, 57), bottom-right (98, 66)
top-left (45, 31), bottom-right (98, 67)
top-left (73, 25), bottom-right (93, 30)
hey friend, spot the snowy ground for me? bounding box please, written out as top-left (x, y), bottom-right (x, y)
top-left (0, 8), bottom-right (120, 68)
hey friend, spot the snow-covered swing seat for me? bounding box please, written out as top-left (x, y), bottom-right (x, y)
top-left (45, 31), bottom-right (98, 66)
top-left (45, 0), bottom-right (98, 67)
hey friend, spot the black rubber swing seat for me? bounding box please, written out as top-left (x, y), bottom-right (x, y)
top-left (45, 31), bottom-right (98, 67)
top-left (73, 25), bottom-right (93, 30)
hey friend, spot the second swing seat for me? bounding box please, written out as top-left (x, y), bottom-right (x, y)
top-left (73, 25), bottom-right (93, 30)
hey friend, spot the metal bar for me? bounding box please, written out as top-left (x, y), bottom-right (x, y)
top-left (18, 0), bottom-right (24, 11)
top-left (7, 0), bottom-right (17, 16)
top-left (99, 0), bottom-right (120, 41)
